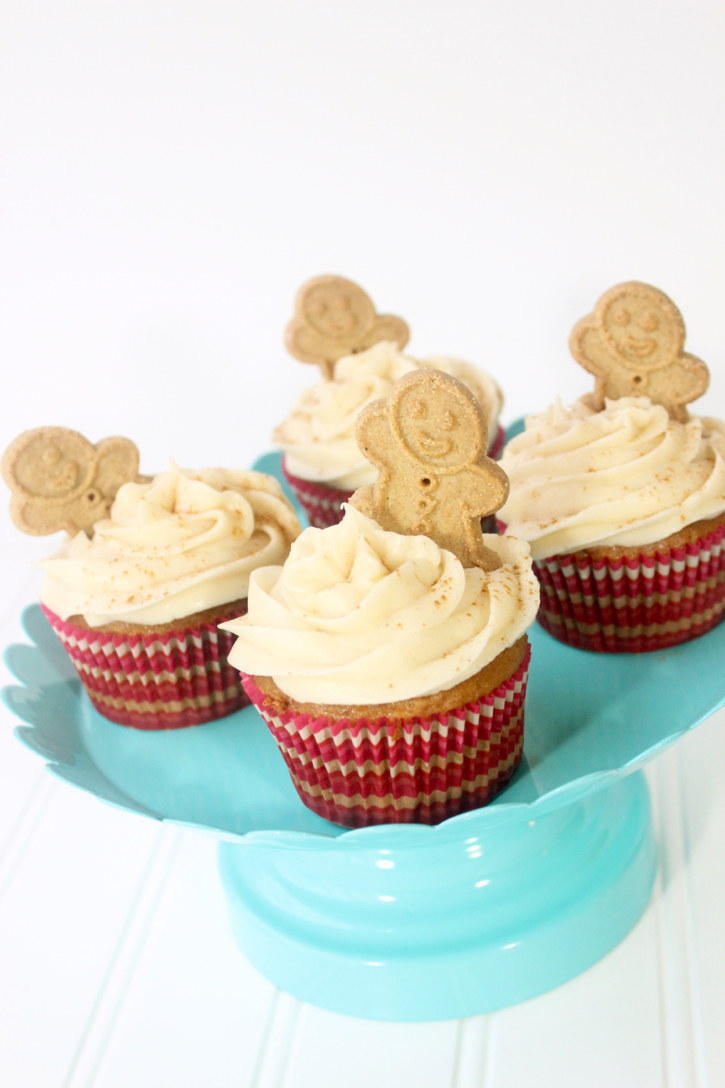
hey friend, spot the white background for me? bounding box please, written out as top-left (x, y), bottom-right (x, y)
top-left (2, 3), bottom-right (725, 1086)
top-left (2, 1), bottom-right (725, 475)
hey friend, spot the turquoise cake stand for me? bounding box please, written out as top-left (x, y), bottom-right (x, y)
top-left (4, 449), bottom-right (725, 1021)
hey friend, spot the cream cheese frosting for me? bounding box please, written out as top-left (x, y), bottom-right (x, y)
top-left (38, 463), bottom-right (301, 626)
top-left (222, 504), bottom-right (538, 705)
top-left (274, 341), bottom-right (503, 489)
top-left (498, 396), bottom-right (725, 560)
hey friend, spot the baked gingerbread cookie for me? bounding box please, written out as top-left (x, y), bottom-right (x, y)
top-left (569, 281), bottom-right (709, 422)
top-left (350, 369), bottom-right (508, 571)
top-left (284, 274), bottom-right (410, 380)
top-left (2, 426), bottom-right (141, 535)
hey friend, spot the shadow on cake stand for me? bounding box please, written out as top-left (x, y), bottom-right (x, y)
top-left (3, 449), bottom-right (725, 1022)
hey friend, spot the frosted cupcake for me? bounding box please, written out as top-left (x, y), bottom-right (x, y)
top-left (276, 275), bottom-right (504, 527)
top-left (499, 282), bottom-right (725, 652)
top-left (2, 427), bottom-right (301, 728)
top-left (224, 370), bottom-right (538, 827)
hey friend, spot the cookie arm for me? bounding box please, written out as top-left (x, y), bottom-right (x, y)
top-left (94, 437), bottom-right (140, 500)
top-left (467, 458), bottom-right (509, 516)
top-left (456, 462), bottom-right (509, 571)
top-left (7, 495), bottom-right (74, 536)
top-left (284, 318), bottom-right (336, 379)
top-left (569, 315), bottom-right (610, 408)
top-left (348, 485), bottom-right (376, 519)
top-left (353, 398), bottom-right (396, 525)
top-left (646, 354), bottom-right (710, 421)
top-left (360, 314), bottom-right (410, 353)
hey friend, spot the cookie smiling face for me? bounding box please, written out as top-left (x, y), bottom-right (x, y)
top-left (303, 279), bottom-right (375, 341)
top-left (12, 429), bottom-right (95, 501)
top-left (392, 378), bottom-right (484, 471)
top-left (598, 284), bottom-right (684, 371)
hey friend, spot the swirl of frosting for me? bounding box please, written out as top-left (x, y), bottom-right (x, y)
top-left (274, 341), bottom-right (503, 489)
top-left (222, 504), bottom-right (538, 705)
top-left (499, 397), bottom-right (725, 560)
top-left (38, 462), bottom-right (301, 626)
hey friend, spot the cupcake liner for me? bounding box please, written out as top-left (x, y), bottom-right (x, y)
top-left (488, 423), bottom-right (506, 460)
top-left (535, 521), bottom-right (725, 653)
top-left (42, 601), bottom-right (249, 729)
top-left (282, 458), bottom-right (352, 529)
top-left (242, 646), bottom-right (530, 828)
top-left (283, 424), bottom-right (506, 532)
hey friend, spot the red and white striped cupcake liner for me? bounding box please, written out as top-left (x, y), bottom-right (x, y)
top-left (281, 458), bottom-right (351, 529)
top-left (488, 423), bottom-right (506, 461)
top-left (282, 423), bottom-right (507, 531)
top-left (535, 522), bottom-right (725, 653)
top-left (42, 602), bottom-right (249, 729)
top-left (241, 645), bottom-right (530, 828)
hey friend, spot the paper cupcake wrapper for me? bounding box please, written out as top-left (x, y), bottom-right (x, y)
top-left (488, 423), bottom-right (506, 461)
top-left (283, 425), bottom-right (506, 532)
top-left (42, 602), bottom-right (249, 729)
top-left (535, 521), bottom-right (725, 653)
top-left (281, 458), bottom-right (352, 529)
top-left (242, 646), bottom-right (530, 828)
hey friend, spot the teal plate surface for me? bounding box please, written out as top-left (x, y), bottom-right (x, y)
top-left (5, 598), bottom-right (725, 841)
top-left (4, 448), bottom-right (725, 1019)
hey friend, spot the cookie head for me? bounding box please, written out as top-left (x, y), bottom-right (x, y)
top-left (303, 277), bottom-right (376, 342)
top-left (598, 282), bottom-right (684, 371)
top-left (10, 428), bottom-right (95, 502)
top-left (391, 371), bottom-right (485, 471)
top-left (285, 274), bottom-right (410, 379)
top-left (2, 427), bottom-right (140, 535)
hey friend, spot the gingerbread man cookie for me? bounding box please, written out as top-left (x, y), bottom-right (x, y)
top-left (569, 281), bottom-right (709, 422)
top-left (350, 369), bottom-right (509, 571)
top-left (284, 274), bottom-right (410, 380)
top-left (2, 427), bottom-right (141, 536)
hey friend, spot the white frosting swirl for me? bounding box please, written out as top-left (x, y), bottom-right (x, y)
top-left (499, 397), bottom-right (725, 560)
top-left (222, 505), bottom-right (538, 705)
top-left (274, 341), bottom-right (503, 489)
top-left (38, 463), bottom-right (301, 626)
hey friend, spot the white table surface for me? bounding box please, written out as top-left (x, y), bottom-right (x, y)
top-left (3, 3), bottom-right (725, 1084)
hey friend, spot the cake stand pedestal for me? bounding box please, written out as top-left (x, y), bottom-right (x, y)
top-left (4, 450), bottom-right (725, 1020)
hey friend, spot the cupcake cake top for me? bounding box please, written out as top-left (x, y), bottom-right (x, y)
top-left (225, 368), bottom-right (537, 704)
top-left (36, 462), bottom-right (301, 627)
top-left (499, 397), bottom-right (725, 560)
top-left (499, 280), bottom-right (725, 559)
top-left (223, 504), bottom-right (537, 704)
top-left (276, 273), bottom-right (504, 491)
top-left (274, 340), bottom-right (504, 490)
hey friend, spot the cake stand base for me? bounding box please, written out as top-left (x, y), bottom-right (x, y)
top-left (219, 769), bottom-right (656, 1021)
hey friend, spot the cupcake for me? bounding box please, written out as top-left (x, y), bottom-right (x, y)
top-left (2, 427), bottom-right (301, 728)
top-left (276, 275), bottom-right (504, 527)
top-left (499, 282), bottom-right (725, 653)
top-left (223, 369), bottom-right (538, 827)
